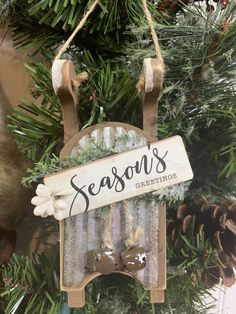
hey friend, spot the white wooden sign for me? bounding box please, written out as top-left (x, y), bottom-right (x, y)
top-left (32, 136), bottom-right (193, 220)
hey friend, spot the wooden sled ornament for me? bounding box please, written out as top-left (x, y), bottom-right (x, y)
top-left (50, 58), bottom-right (175, 308)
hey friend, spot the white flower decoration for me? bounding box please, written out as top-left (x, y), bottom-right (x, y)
top-left (31, 184), bottom-right (69, 221)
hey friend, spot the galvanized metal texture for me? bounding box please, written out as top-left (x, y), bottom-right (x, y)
top-left (63, 126), bottom-right (161, 289)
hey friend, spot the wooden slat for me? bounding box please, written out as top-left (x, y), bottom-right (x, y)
top-left (68, 290), bottom-right (85, 308)
top-left (149, 289), bottom-right (165, 303)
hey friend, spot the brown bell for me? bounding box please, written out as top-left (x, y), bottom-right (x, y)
top-left (121, 247), bottom-right (147, 272)
top-left (87, 249), bottom-right (121, 274)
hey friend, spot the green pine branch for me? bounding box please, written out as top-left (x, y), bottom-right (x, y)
top-left (23, 0), bottom-right (156, 32)
top-left (7, 60), bottom-right (63, 162)
top-left (0, 252), bottom-right (215, 314)
top-left (0, 0), bottom-right (15, 27)
top-left (1, 253), bottom-right (62, 314)
top-left (2, 0), bottom-right (157, 54)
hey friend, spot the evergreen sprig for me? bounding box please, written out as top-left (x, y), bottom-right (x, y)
top-left (0, 0), bottom-right (14, 27)
top-left (78, 56), bottom-right (140, 127)
top-left (8, 61), bottom-right (63, 162)
top-left (22, 145), bottom-right (115, 187)
top-left (20, 0), bottom-right (156, 32)
top-left (0, 253), bottom-right (215, 314)
top-left (1, 253), bottom-right (62, 314)
top-left (8, 100), bottom-right (63, 163)
top-left (2, 0), bottom-right (157, 54)
top-left (5, 1), bottom-right (64, 52)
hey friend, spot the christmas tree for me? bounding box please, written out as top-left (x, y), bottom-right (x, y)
top-left (0, 0), bottom-right (236, 313)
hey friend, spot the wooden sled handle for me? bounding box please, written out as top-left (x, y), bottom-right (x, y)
top-left (52, 60), bottom-right (79, 143)
top-left (53, 58), bottom-right (166, 308)
top-left (52, 58), bottom-right (163, 143)
top-left (139, 58), bottom-right (164, 140)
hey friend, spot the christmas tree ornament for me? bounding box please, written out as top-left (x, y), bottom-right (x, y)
top-left (30, 0), bottom-right (193, 308)
top-left (220, 0), bottom-right (228, 9)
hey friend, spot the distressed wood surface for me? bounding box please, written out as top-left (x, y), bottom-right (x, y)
top-left (52, 60), bottom-right (79, 143)
top-left (141, 58), bottom-right (164, 139)
top-left (44, 135), bottom-right (192, 219)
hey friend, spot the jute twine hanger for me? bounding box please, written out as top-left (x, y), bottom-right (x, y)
top-left (102, 204), bottom-right (114, 250)
top-left (53, 0), bottom-right (164, 87)
top-left (123, 200), bottom-right (144, 249)
top-left (52, 0), bottom-right (165, 246)
top-left (102, 201), bottom-right (144, 250)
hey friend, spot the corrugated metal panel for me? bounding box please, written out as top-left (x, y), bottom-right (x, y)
top-left (63, 126), bottom-right (161, 289)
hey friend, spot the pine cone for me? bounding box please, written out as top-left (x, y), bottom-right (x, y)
top-left (168, 195), bottom-right (236, 288)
